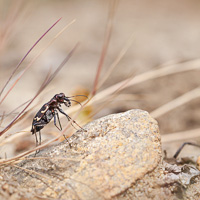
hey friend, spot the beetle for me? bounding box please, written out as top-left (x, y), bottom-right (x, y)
top-left (31, 93), bottom-right (87, 154)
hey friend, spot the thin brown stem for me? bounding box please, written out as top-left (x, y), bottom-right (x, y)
top-left (0, 17), bottom-right (62, 101)
top-left (98, 34), bottom-right (134, 89)
top-left (0, 19), bottom-right (75, 106)
top-left (92, 0), bottom-right (117, 95)
top-left (161, 128), bottom-right (200, 143)
top-left (150, 86), bottom-right (200, 118)
top-left (0, 44), bottom-right (78, 137)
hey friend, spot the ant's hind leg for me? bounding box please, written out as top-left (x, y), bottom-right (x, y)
top-left (34, 131), bottom-right (41, 156)
top-left (34, 132), bottom-right (39, 156)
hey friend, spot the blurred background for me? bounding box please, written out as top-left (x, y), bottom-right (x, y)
top-left (0, 0), bottom-right (200, 158)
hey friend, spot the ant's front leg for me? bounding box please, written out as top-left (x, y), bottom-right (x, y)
top-left (57, 107), bottom-right (86, 132)
top-left (57, 107), bottom-right (71, 121)
top-left (55, 107), bottom-right (72, 148)
top-left (53, 109), bottom-right (62, 131)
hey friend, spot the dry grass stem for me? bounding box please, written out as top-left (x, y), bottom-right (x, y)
top-left (0, 19), bottom-right (75, 104)
top-left (92, 0), bottom-right (117, 95)
top-left (2, 2), bottom-right (200, 164)
top-left (0, 1), bottom-right (24, 53)
top-left (0, 131), bottom-right (29, 145)
top-left (12, 164), bottom-right (52, 183)
top-left (91, 75), bottom-right (134, 118)
top-left (21, 156), bottom-right (81, 162)
top-left (1, 58), bottom-right (200, 156)
top-left (0, 17), bottom-right (62, 99)
top-left (0, 43), bottom-right (78, 137)
top-left (84, 59), bottom-right (200, 109)
top-left (99, 93), bottom-right (140, 103)
top-left (150, 86), bottom-right (200, 118)
top-left (31, 58), bottom-right (200, 120)
top-left (3, 99), bottom-right (32, 119)
top-left (161, 128), bottom-right (200, 143)
top-left (0, 71), bottom-right (52, 137)
top-left (0, 131), bottom-right (64, 165)
top-left (0, 99), bottom-right (79, 165)
top-left (98, 34), bottom-right (134, 89)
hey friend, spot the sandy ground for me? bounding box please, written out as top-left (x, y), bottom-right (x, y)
top-left (0, 0), bottom-right (200, 158)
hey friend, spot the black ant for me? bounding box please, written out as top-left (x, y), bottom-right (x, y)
top-left (31, 93), bottom-right (87, 154)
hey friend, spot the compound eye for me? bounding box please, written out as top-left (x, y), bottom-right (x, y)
top-left (56, 93), bottom-right (65, 99)
top-left (59, 93), bottom-right (65, 97)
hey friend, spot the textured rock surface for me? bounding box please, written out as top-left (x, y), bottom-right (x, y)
top-left (1, 109), bottom-right (199, 199)
top-left (0, 109), bottom-right (161, 199)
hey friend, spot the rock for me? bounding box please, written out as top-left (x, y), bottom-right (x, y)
top-left (0, 109), bottom-right (162, 199)
top-left (3, 109), bottom-right (199, 199)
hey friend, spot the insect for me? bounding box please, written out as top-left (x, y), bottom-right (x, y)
top-left (31, 93), bottom-right (87, 154)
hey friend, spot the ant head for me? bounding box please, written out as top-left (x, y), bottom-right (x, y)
top-left (55, 93), bottom-right (71, 107)
top-left (55, 93), bottom-right (65, 101)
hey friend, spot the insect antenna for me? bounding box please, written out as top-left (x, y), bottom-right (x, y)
top-left (67, 95), bottom-right (88, 107)
top-left (69, 99), bottom-right (83, 107)
top-left (67, 95), bottom-right (88, 99)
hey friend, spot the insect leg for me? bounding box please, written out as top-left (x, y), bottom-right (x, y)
top-left (33, 130), bottom-right (40, 156)
top-left (34, 129), bottom-right (38, 146)
top-left (34, 131), bottom-right (41, 156)
top-left (173, 142), bottom-right (200, 159)
top-left (58, 107), bottom-right (85, 131)
top-left (53, 109), bottom-right (71, 147)
top-left (53, 110), bottom-right (62, 131)
top-left (32, 125), bottom-right (42, 156)
top-left (39, 130), bottom-right (41, 146)
top-left (63, 134), bottom-right (72, 149)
